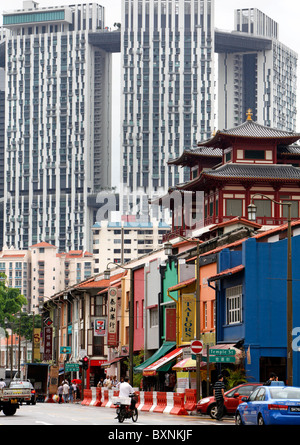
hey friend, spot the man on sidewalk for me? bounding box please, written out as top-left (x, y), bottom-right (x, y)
top-left (213, 374), bottom-right (225, 421)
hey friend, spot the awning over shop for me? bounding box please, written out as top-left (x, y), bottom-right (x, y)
top-left (101, 356), bottom-right (127, 368)
top-left (208, 265), bottom-right (244, 282)
top-left (143, 347), bottom-right (184, 376)
top-left (172, 357), bottom-right (208, 371)
top-left (134, 341), bottom-right (176, 373)
top-left (168, 278), bottom-right (196, 292)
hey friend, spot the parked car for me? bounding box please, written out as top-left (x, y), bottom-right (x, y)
top-left (9, 380), bottom-right (37, 405)
top-left (235, 382), bottom-right (300, 425)
top-left (197, 383), bottom-right (262, 418)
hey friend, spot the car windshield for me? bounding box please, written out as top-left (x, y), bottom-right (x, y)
top-left (269, 388), bottom-right (300, 400)
top-left (10, 381), bottom-right (31, 388)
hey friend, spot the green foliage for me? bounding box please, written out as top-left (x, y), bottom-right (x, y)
top-left (224, 366), bottom-right (247, 390)
top-left (0, 274), bottom-right (27, 326)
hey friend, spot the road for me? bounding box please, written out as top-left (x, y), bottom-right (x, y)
top-left (0, 402), bottom-right (235, 427)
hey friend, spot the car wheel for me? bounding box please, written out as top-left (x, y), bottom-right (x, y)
top-left (208, 403), bottom-right (217, 419)
top-left (257, 414), bottom-right (265, 425)
top-left (235, 411), bottom-right (244, 426)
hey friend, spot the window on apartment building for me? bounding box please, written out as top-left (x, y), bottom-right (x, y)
top-left (226, 285), bottom-right (242, 325)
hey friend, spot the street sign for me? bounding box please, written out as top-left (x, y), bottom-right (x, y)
top-left (65, 362), bottom-right (80, 372)
top-left (209, 356), bottom-right (236, 363)
top-left (191, 340), bottom-right (203, 354)
top-left (60, 346), bottom-right (71, 354)
top-left (210, 348), bottom-right (236, 356)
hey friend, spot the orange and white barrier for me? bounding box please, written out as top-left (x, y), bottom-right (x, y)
top-left (163, 392), bottom-right (174, 414)
top-left (153, 392), bottom-right (167, 413)
top-left (170, 392), bottom-right (188, 416)
top-left (85, 388), bottom-right (198, 415)
top-left (81, 389), bottom-right (92, 406)
top-left (184, 389), bottom-right (197, 411)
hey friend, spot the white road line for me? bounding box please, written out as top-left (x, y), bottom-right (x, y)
top-left (35, 421), bottom-right (53, 425)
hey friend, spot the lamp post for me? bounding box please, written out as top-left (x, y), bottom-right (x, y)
top-left (104, 262), bottom-right (134, 386)
top-left (247, 194), bottom-right (293, 385)
top-left (164, 237), bottom-right (201, 402)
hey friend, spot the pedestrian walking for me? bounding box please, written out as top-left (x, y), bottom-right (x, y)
top-left (213, 374), bottom-right (225, 421)
top-left (58, 384), bottom-right (63, 404)
top-left (63, 381), bottom-right (69, 403)
top-left (0, 378), bottom-right (6, 389)
top-left (69, 382), bottom-right (74, 403)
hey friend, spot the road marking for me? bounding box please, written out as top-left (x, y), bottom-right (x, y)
top-left (36, 421), bottom-right (53, 425)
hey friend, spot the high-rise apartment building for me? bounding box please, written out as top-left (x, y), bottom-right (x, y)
top-left (0, 242), bottom-right (94, 312)
top-left (218, 8), bottom-right (297, 130)
top-left (2, 1), bottom-right (112, 252)
top-left (120, 0), bottom-right (215, 219)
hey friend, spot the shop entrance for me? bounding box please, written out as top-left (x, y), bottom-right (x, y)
top-left (259, 356), bottom-right (286, 383)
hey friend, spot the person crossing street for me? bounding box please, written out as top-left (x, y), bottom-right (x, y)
top-left (213, 374), bottom-right (225, 421)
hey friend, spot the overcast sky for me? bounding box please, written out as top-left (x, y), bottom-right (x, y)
top-left (1, 0), bottom-right (299, 188)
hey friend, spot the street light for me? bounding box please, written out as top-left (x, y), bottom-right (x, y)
top-left (164, 236), bottom-right (202, 402)
top-left (247, 194), bottom-right (293, 385)
top-left (104, 262), bottom-right (134, 386)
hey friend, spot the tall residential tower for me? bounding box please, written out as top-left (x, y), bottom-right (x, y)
top-left (121, 0), bottom-right (215, 220)
top-left (218, 8), bottom-right (297, 130)
top-left (2, 1), bottom-right (112, 252)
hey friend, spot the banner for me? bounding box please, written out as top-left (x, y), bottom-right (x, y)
top-left (182, 294), bottom-right (195, 342)
top-left (165, 308), bottom-right (176, 342)
top-left (33, 328), bottom-right (41, 361)
top-left (43, 326), bottom-right (53, 361)
top-left (107, 287), bottom-right (118, 346)
top-left (94, 318), bottom-right (106, 337)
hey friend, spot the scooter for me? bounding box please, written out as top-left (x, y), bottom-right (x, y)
top-left (115, 393), bottom-right (138, 423)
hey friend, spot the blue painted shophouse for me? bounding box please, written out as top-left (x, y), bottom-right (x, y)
top-left (208, 232), bottom-right (300, 386)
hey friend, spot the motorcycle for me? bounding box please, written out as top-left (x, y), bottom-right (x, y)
top-left (115, 393), bottom-right (138, 423)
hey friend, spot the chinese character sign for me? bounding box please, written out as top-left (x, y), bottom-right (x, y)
top-left (43, 326), bottom-right (53, 361)
top-left (107, 287), bottom-right (118, 346)
top-left (33, 328), bottom-right (41, 361)
top-left (182, 294), bottom-right (195, 342)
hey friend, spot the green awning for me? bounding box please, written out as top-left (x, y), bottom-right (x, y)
top-left (134, 341), bottom-right (177, 373)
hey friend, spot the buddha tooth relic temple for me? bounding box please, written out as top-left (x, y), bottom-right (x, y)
top-left (161, 110), bottom-right (300, 239)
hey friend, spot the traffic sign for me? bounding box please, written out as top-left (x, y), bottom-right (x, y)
top-left (191, 340), bottom-right (203, 354)
top-left (209, 356), bottom-right (236, 363)
top-left (65, 362), bottom-right (80, 372)
top-left (210, 348), bottom-right (236, 356)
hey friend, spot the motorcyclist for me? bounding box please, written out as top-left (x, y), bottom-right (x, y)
top-left (118, 377), bottom-right (137, 411)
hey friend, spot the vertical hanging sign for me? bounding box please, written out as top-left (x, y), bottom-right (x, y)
top-left (33, 328), bottom-right (41, 361)
top-left (43, 326), bottom-right (53, 361)
top-left (182, 294), bottom-right (195, 342)
top-left (107, 287), bottom-right (118, 347)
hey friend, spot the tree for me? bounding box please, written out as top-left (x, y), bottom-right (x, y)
top-left (11, 312), bottom-right (42, 342)
top-left (0, 274), bottom-right (27, 326)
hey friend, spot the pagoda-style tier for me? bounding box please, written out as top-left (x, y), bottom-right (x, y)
top-left (158, 111), bottom-right (300, 237)
top-left (197, 111), bottom-right (300, 165)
